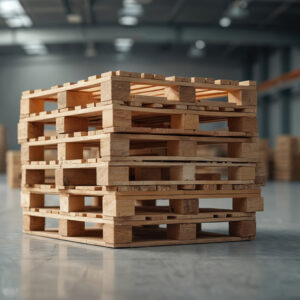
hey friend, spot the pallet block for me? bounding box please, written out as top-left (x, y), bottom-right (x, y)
top-left (229, 220), bottom-right (256, 238)
top-left (18, 70), bottom-right (263, 248)
top-left (57, 90), bottom-right (94, 109)
top-left (59, 219), bottom-right (85, 237)
top-left (167, 223), bottom-right (197, 240)
top-left (23, 215), bottom-right (45, 231)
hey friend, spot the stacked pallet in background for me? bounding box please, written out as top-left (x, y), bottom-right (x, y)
top-left (0, 125), bottom-right (6, 172)
top-left (6, 148), bottom-right (57, 189)
top-left (274, 135), bottom-right (300, 181)
top-left (18, 70), bottom-right (263, 248)
top-left (258, 138), bottom-right (270, 181)
top-left (6, 150), bottom-right (21, 188)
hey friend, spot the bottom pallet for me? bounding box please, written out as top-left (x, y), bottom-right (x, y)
top-left (24, 227), bottom-right (254, 248)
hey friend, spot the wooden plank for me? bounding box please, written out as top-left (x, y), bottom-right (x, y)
top-left (24, 229), bottom-right (252, 248)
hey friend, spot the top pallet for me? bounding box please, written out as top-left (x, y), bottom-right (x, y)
top-left (20, 70), bottom-right (257, 118)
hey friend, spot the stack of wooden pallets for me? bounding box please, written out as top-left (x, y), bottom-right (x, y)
top-left (274, 135), bottom-right (300, 181)
top-left (18, 70), bottom-right (263, 248)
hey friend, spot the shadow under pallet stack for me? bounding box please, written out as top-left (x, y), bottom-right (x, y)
top-left (18, 70), bottom-right (264, 248)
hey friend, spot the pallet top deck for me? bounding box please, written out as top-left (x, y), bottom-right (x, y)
top-left (21, 70), bottom-right (256, 101)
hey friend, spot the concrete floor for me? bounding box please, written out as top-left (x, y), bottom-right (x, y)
top-left (0, 174), bottom-right (300, 300)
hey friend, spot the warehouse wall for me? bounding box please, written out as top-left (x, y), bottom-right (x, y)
top-left (255, 47), bottom-right (300, 146)
top-left (291, 49), bottom-right (300, 138)
top-left (0, 52), bottom-right (242, 149)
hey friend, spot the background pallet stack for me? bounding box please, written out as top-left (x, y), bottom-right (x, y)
top-left (0, 125), bottom-right (6, 172)
top-left (274, 135), bottom-right (300, 181)
top-left (5, 147), bottom-right (57, 189)
top-left (18, 70), bottom-right (263, 248)
top-left (6, 150), bottom-right (21, 188)
top-left (258, 138), bottom-right (270, 181)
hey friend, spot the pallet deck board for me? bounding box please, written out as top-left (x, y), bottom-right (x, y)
top-left (24, 229), bottom-right (252, 248)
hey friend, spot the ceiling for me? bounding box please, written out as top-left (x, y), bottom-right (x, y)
top-left (12, 0), bottom-right (300, 29)
top-left (0, 0), bottom-right (299, 58)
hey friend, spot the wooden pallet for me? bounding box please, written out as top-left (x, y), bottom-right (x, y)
top-left (18, 70), bottom-right (262, 248)
top-left (21, 132), bottom-right (257, 159)
top-left (20, 130), bottom-right (261, 190)
top-left (20, 70), bottom-right (256, 117)
top-left (18, 70), bottom-right (257, 143)
top-left (23, 212), bottom-right (256, 248)
top-left (21, 184), bottom-right (262, 248)
top-left (21, 189), bottom-right (263, 217)
top-left (18, 104), bottom-right (258, 143)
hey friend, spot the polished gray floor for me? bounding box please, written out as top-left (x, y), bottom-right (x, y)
top-left (0, 174), bottom-right (300, 300)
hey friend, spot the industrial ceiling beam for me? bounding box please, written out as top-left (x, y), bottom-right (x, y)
top-left (0, 25), bottom-right (299, 46)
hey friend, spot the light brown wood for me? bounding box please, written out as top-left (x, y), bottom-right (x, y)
top-left (18, 121), bottom-right (44, 142)
top-left (171, 114), bottom-right (199, 130)
top-left (228, 117), bottom-right (257, 133)
top-left (170, 199), bottom-right (199, 214)
top-left (167, 223), bottom-right (196, 240)
top-left (103, 194), bottom-right (135, 217)
top-left (23, 215), bottom-right (45, 231)
top-left (58, 90), bottom-right (94, 109)
top-left (100, 135), bottom-right (129, 157)
top-left (18, 70), bottom-right (261, 248)
top-left (101, 79), bottom-right (130, 101)
top-left (55, 168), bottom-right (96, 186)
top-left (229, 220), bottom-right (256, 237)
top-left (23, 169), bottom-right (45, 185)
top-left (56, 117), bottom-right (88, 134)
top-left (59, 219), bottom-right (85, 237)
top-left (273, 135), bottom-right (300, 181)
top-left (97, 166), bottom-right (129, 186)
top-left (170, 165), bottom-right (195, 181)
top-left (102, 109), bottom-right (131, 128)
top-left (103, 224), bottom-right (132, 244)
top-left (24, 229), bottom-right (252, 248)
top-left (21, 192), bottom-right (44, 208)
top-left (21, 98), bottom-right (44, 115)
top-left (228, 166), bottom-right (256, 180)
top-left (228, 89), bottom-right (257, 106)
top-left (167, 140), bottom-right (197, 157)
top-left (233, 197), bottom-right (264, 212)
top-left (60, 194), bottom-right (84, 212)
top-left (6, 150), bottom-right (21, 188)
top-left (58, 142), bottom-right (83, 160)
top-left (165, 85), bottom-right (196, 102)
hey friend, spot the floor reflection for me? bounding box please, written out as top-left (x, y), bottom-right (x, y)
top-left (21, 237), bottom-right (116, 300)
top-left (0, 177), bottom-right (299, 299)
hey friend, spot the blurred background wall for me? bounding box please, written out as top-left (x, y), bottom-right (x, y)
top-left (255, 48), bottom-right (300, 147)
